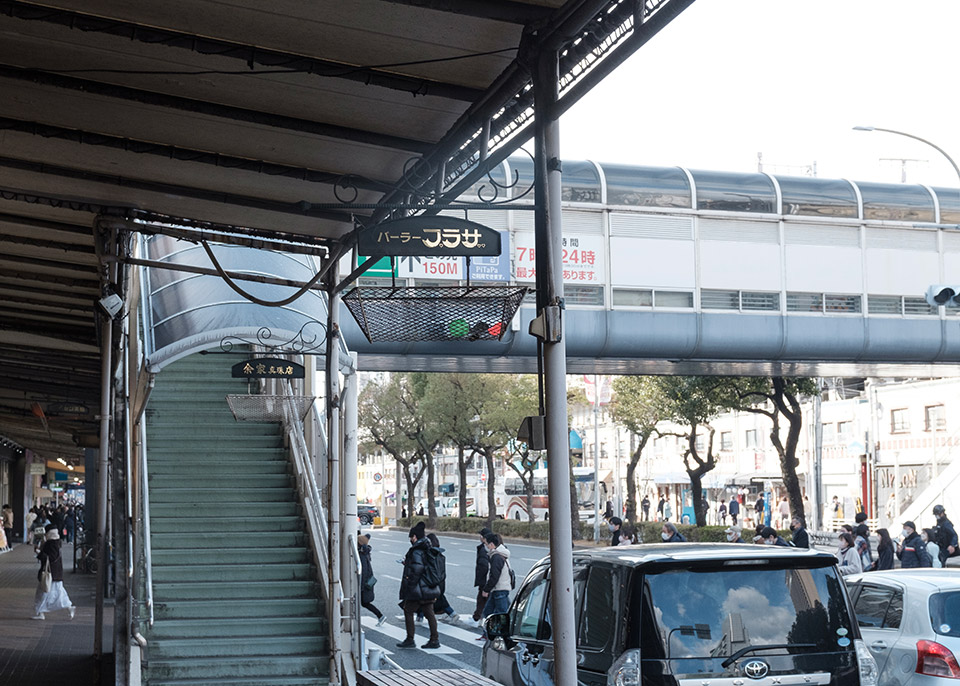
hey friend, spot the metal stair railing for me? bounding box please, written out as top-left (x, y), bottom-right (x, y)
top-left (892, 423), bottom-right (960, 521)
top-left (277, 376), bottom-right (330, 595)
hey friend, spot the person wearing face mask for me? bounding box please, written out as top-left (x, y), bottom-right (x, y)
top-left (760, 526), bottom-right (789, 547)
top-left (609, 516), bottom-right (625, 546)
top-left (836, 532), bottom-right (863, 575)
top-left (724, 525), bottom-right (745, 543)
top-left (872, 529), bottom-right (894, 571)
top-left (660, 522), bottom-right (685, 543)
top-left (789, 516), bottom-right (809, 548)
top-left (921, 528), bottom-right (943, 568)
top-left (896, 521), bottom-right (932, 568)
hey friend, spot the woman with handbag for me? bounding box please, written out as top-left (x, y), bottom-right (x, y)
top-left (358, 534), bottom-right (386, 627)
top-left (33, 524), bottom-right (76, 620)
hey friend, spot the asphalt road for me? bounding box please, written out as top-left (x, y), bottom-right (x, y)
top-left (358, 528), bottom-right (549, 673)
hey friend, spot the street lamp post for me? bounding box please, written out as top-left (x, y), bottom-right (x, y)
top-left (853, 126), bottom-right (960, 189)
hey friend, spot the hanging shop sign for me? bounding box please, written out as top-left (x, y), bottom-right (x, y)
top-left (231, 358), bottom-right (305, 379)
top-left (46, 402), bottom-right (91, 417)
top-left (358, 216), bottom-right (501, 257)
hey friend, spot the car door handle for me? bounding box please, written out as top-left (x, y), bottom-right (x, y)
top-left (521, 652), bottom-right (531, 663)
top-left (530, 655), bottom-right (540, 665)
top-left (870, 641), bottom-right (888, 651)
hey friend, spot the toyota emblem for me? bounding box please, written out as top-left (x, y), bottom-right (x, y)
top-left (742, 660), bottom-right (769, 679)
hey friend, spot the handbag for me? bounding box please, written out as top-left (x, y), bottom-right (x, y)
top-left (39, 558), bottom-right (52, 593)
top-left (364, 575), bottom-right (377, 589)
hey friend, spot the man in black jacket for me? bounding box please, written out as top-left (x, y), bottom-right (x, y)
top-left (933, 505), bottom-right (958, 566)
top-left (397, 521), bottom-right (441, 649)
top-left (897, 521), bottom-right (932, 568)
top-left (790, 516), bottom-right (809, 549)
top-left (472, 527), bottom-right (492, 623)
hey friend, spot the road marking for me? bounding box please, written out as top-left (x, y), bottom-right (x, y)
top-left (434, 620), bottom-right (483, 643)
top-left (361, 616), bottom-right (460, 654)
top-left (446, 562), bottom-right (461, 567)
top-left (518, 557), bottom-right (542, 562)
top-left (456, 595), bottom-right (476, 603)
top-left (383, 574), bottom-right (402, 582)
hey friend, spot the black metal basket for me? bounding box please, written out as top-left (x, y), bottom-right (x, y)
top-left (342, 285), bottom-right (527, 343)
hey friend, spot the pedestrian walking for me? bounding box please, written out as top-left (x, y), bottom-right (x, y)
top-left (872, 529), bottom-right (894, 571)
top-left (718, 500), bottom-right (727, 526)
top-left (2, 503), bottom-right (13, 550)
top-left (641, 496), bottom-right (650, 521)
top-left (396, 521), bottom-right (441, 649)
top-left (357, 534), bottom-right (386, 626)
top-left (728, 496), bottom-right (740, 526)
top-left (897, 521), bottom-right (932, 568)
top-left (660, 522), bottom-right (685, 542)
top-left (836, 532), bottom-right (863, 576)
top-left (426, 533), bottom-right (458, 623)
top-left (662, 499), bottom-right (673, 522)
top-left (64, 507), bottom-right (75, 544)
top-left (932, 504), bottom-right (958, 566)
top-left (479, 532), bottom-right (512, 640)
top-left (33, 525), bottom-right (76, 620)
top-left (789, 516), bottom-right (809, 549)
top-left (609, 516), bottom-right (626, 546)
top-left (754, 494), bottom-right (765, 527)
top-left (760, 526), bottom-right (790, 547)
top-left (854, 512), bottom-right (872, 570)
top-left (656, 496), bottom-right (665, 521)
top-left (922, 529), bottom-right (942, 569)
top-left (472, 527), bottom-right (492, 623)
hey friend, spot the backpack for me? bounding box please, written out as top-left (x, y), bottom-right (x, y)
top-left (421, 546), bottom-right (445, 589)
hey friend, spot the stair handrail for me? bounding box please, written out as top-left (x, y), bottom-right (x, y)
top-left (140, 418), bottom-right (155, 628)
top-left (345, 533), bottom-right (364, 671)
top-left (278, 376), bottom-right (331, 593)
top-left (887, 421), bottom-right (960, 520)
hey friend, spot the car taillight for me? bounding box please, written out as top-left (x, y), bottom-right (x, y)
top-left (917, 639), bottom-right (960, 679)
top-left (855, 639), bottom-right (879, 686)
top-left (607, 648), bottom-right (641, 686)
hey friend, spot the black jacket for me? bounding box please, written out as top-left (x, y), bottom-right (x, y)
top-left (358, 543), bottom-right (376, 604)
top-left (38, 539), bottom-right (63, 582)
top-left (474, 543), bottom-right (490, 588)
top-left (399, 539), bottom-right (440, 602)
top-left (897, 532), bottom-right (932, 568)
top-left (610, 527), bottom-right (625, 546)
top-left (874, 542), bottom-right (894, 571)
top-left (791, 527), bottom-right (809, 549)
top-left (936, 516), bottom-right (958, 552)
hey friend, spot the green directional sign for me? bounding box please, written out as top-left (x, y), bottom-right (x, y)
top-left (357, 256), bottom-right (397, 278)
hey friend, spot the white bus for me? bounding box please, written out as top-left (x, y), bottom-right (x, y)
top-left (503, 467), bottom-right (610, 522)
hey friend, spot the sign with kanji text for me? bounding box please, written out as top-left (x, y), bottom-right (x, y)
top-left (231, 358), bottom-right (305, 379)
top-left (512, 233), bottom-right (605, 284)
top-left (468, 230), bottom-right (510, 282)
top-left (397, 255), bottom-right (464, 279)
top-left (358, 216), bottom-right (501, 257)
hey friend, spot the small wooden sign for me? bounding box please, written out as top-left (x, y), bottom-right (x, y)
top-left (231, 358), bottom-right (305, 379)
top-left (358, 216), bottom-right (501, 257)
top-left (46, 402), bottom-right (91, 416)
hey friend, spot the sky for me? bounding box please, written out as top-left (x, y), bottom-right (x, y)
top-left (559, 0), bottom-right (960, 188)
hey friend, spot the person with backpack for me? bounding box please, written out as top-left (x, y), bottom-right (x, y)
top-left (426, 533), bottom-right (458, 623)
top-left (396, 521), bottom-right (441, 649)
top-left (933, 504), bottom-right (958, 566)
top-left (478, 532), bottom-right (513, 639)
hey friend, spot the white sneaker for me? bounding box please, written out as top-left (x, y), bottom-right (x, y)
top-left (31, 613), bottom-right (44, 620)
top-left (69, 606), bottom-right (76, 620)
top-left (376, 615), bottom-right (386, 627)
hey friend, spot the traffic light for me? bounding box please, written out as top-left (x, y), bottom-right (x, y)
top-left (925, 285), bottom-right (960, 307)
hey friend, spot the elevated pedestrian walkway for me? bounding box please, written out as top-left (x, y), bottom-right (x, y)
top-left (0, 542), bottom-right (114, 685)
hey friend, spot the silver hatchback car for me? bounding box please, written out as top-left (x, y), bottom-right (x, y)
top-left (846, 570), bottom-right (960, 684)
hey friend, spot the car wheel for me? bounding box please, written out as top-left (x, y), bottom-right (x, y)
top-left (360, 515), bottom-right (372, 525)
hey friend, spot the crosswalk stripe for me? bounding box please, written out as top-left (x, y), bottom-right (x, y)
top-left (383, 574), bottom-right (402, 581)
top-left (361, 616), bottom-right (460, 654)
top-left (455, 595), bottom-right (475, 603)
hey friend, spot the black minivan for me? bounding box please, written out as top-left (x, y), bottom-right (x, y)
top-left (482, 543), bottom-right (879, 686)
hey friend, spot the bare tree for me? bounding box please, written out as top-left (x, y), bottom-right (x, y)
top-left (609, 376), bottom-right (664, 524)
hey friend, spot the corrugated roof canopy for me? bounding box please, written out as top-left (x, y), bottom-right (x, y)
top-left (0, 0), bottom-right (694, 461)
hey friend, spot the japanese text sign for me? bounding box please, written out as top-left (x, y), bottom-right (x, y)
top-left (513, 232), bottom-right (605, 284)
top-left (358, 216), bottom-right (501, 257)
top-left (231, 358), bottom-right (305, 379)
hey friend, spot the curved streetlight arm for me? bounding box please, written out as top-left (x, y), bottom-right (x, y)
top-left (853, 126), bottom-right (960, 185)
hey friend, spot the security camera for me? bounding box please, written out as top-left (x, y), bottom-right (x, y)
top-left (99, 293), bottom-right (123, 318)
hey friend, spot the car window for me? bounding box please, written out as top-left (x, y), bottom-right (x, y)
top-left (578, 565), bottom-right (615, 650)
top-left (930, 591), bottom-right (960, 638)
top-left (512, 574), bottom-right (549, 640)
top-left (854, 584), bottom-right (902, 629)
top-left (640, 565), bottom-right (856, 659)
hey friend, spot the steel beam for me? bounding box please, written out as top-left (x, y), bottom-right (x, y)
top-left (0, 0), bottom-right (483, 102)
top-left (380, 0), bottom-right (551, 24)
top-left (0, 65), bottom-right (432, 154)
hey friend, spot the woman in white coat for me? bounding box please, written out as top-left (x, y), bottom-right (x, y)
top-left (836, 532), bottom-right (863, 576)
top-left (33, 526), bottom-right (76, 620)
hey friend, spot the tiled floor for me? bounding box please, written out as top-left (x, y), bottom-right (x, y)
top-left (0, 542), bottom-right (114, 685)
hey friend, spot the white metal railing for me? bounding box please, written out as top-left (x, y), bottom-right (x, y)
top-left (278, 377), bottom-right (330, 594)
top-left (346, 533), bottom-right (364, 670)
top-left (141, 419), bottom-right (155, 628)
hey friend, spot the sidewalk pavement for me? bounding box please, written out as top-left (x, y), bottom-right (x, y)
top-left (0, 542), bottom-right (114, 685)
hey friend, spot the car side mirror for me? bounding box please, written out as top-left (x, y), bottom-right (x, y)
top-left (485, 613), bottom-right (511, 639)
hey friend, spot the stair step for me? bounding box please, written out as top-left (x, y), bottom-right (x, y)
top-left (152, 531), bottom-right (305, 549)
top-left (150, 474), bottom-right (292, 489)
top-left (146, 678), bottom-right (327, 686)
top-left (154, 580), bottom-right (318, 601)
top-left (146, 449), bottom-right (288, 461)
top-left (152, 547), bottom-right (309, 566)
top-left (147, 616), bottom-right (324, 639)
top-left (148, 461), bottom-right (290, 476)
top-left (146, 436), bottom-right (284, 449)
top-left (153, 597), bottom-right (322, 620)
top-left (150, 502), bottom-right (299, 518)
top-left (150, 487), bottom-right (296, 504)
top-left (151, 516), bottom-right (303, 534)
top-left (153, 563), bottom-right (313, 583)
top-left (144, 655), bottom-right (328, 681)
top-left (150, 634), bottom-right (327, 659)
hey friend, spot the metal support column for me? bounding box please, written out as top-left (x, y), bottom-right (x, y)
top-left (534, 47), bottom-right (577, 686)
top-left (326, 268), bottom-right (342, 686)
top-left (341, 353), bottom-right (359, 660)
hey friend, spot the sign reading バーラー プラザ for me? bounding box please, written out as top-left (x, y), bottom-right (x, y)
top-left (357, 216), bottom-right (501, 257)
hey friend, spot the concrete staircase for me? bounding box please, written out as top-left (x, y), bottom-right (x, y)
top-left (142, 352), bottom-right (329, 686)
